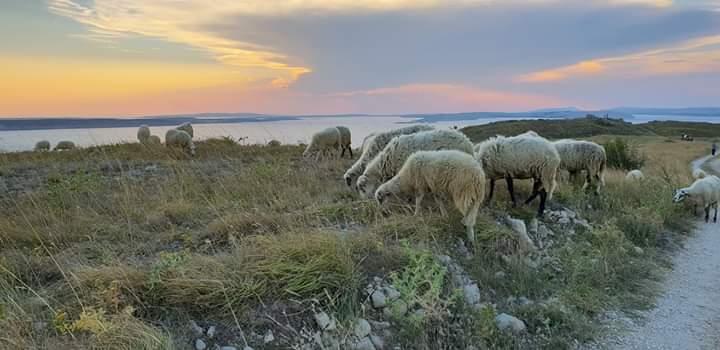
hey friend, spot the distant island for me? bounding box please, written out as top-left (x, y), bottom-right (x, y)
top-left (1, 107), bottom-right (719, 131)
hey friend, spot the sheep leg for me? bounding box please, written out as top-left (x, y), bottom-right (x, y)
top-left (705, 206), bottom-right (710, 223)
top-left (414, 192), bottom-right (425, 216)
top-left (505, 176), bottom-right (517, 206)
top-left (348, 147), bottom-right (353, 158)
top-left (434, 195), bottom-right (448, 217)
top-left (340, 147), bottom-right (346, 158)
top-left (463, 201), bottom-right (481, 245)
top-left (486, 179), bottom-right (496, 204)
top-left (714, 203), bottom-right (718, 223)
top-left (525, 180), bottom-right (541, 205)
top-left (537, 189), bottom-right (548, 217)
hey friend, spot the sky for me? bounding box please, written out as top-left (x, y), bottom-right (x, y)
top-left (1, 0), bottom-right (720, 117)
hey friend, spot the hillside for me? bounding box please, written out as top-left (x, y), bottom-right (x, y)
top-left (0, 134), bottom-right (707, 350)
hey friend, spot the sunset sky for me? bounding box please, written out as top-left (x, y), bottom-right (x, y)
top-left (2, 0), bottom-right (720, 117)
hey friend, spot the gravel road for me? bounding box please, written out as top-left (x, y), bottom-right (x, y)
top-left (587, 156), bottom-right (720, 349)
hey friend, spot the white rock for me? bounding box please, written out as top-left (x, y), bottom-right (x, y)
top-left (558, 217), bottom-right (571, 225)
top-left (371, 290), bottom-right (387, 308)
top-left (494, 271), bottom-right (507, 279)
top-left (383, 286), bottom-right (401, 301)
top-left (353, 337), bottom-right (376, 350)
top-left (207, 325), bottom-right (216, 338)
top-left (189, 320), bottom-right (204, 336)
top-left (463, 283), bottom-right (481, 306)
top-left (314, 312), bottom-right (336, 331)
top-left (369, 320), bottom-right (391, 330)
top-left (505, 217), bottom-right (537, 252)
top-left (565, 209), bottom-right (577, 219)
top-left (574, 218), bottom-right (591, 230)
top-left (242, 347), bottom-right (254, 350)
top-left (264, 329), bottom-right (274, 344)
top-left (538, 225), bottom-right (554, 238)
top-left (354, 319), bottom-right (372, 338)
top-left (633, 246), bottom-right (644, 255)
top-left (195, 339), bottom-right (207, 350)
top-left (370, 335), bottom-right (385, 350)
top-left (220, 347), bottom-right (237, 350)
top-left (495, 313), bottom-right (526, 333)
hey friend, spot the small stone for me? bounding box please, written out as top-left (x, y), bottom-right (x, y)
top-left (242, 347), bottom-right (254, 350)
top-left (538, 225), bottom-right (554, 238)
top-left (354, 319), bottom-right (372, 338)
top-left (207, 326), bottom-right (216, 338)
top-left (370, 335), bottom-right (385, 350)
top-left (437, 255), bottom-right (452, 264)
top-left (314, 312), bottom-right (336, 331)
top-left (189, 320), bottom-right (204, 336)
top-left (369, 320), bottom-right (391, 330)
top-left (558, 217), bottom-right (571, 225)
top-left (33, 321), bottom-right (48, 332)
top-left (518, 296), bottom-right (532, 306)
top-left (220, 347), bottom-right (237, 350)
top-left (463, 283), bottom-right (481, 306)
top-left (373, 276), bottom-right (383, 284)
top-left (353, 337), bottom-right (376, 350)
top-left (195, 339), bottom-right (207, 350)
top-left (371, 290), bottom-right (387, 308)
top-left (525, 258), bottom-right (539, 269)
top-left (505, 216), bottom-right (537, 252)
top-left (494, 271), bottom-right (506, 279)
top-left (383, 286), bottom-right (401, 301)
top-left (565, 209), bottom-right (577, 219)
top-left (264, 329), bottom-right (274, 344)
top-left (414, 308), bottom-right (426, 317)
top-left (633, 246), bottom-right (644, 255)
top-left (574, 218), bottom-right (591, 230)
top-left (495, 313), bottom-right (526, 333)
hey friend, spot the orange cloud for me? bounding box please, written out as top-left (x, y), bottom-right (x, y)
top-left (517, 34), bottom-right (720, 82)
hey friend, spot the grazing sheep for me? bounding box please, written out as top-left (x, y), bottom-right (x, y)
top-left (673, 175), bottom-right (720, 223)
top-left (692, 168), bottom-right (707, 179)
top-left (165, 129), bottom-right (196, 156)
top-left (175, 122), bottom-right (194, 138)
top-left (336, 126), bottom-right (353, 158)
top-left (137, 125), bottom-right (151, 144)
top-left (625, 169), bottom-right (644, 181)
top-left (357, 129), bottom-right (474, 199)
top-left (148, 135), bottom-right (162, 145)
top-left (53, 141), bottom-right (76, 151)
top-left (552, 139), bottom-right (607, 194)
top-left (343, 125), bottom-right (434, 187)
top-left (303, 127), bottom-right (341, 160)
top-left (474, 133), bottom-right (560, 217)
top-left (375, 150), bottom-right (486, 244)
top-left (34, 140), bottom-right (50, 152)
top-left (359, 132), bottom-right (377, 154)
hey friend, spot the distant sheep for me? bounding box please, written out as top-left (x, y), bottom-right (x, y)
top-left (137, 125), bottom-right (151, 144)
top-left (268, 140), bottom-right (281, 147)
top-left (673, 175), bottom-right (720, 223)
top-left (692, 168), bottom-right (707, 179)
top-left (357, 129), bottom-right (474, 199)
top-left (625, 169), bottom-right (644, 181)
top-left (175, 122), bottom-right (194, 138)
top-left (34, 140), bottom-right (50, 152)
top-left (148, 135), bottom-right (162, 145)
top-left (165, 129), bottom-right (196, 156)
top-left (343, 125), bottom-right (434, 187)
top-left (303, 127), bottom-right (341, 160)
top-left (53, 141), bottom-right (76, 151)
top-left (553, 139), bottom-right (607, 194)
top-left (336, 126), bottom-right (353, 158)
top-left (375, 150), bottom-right (486, 244)
top-left (474, 132), bottom-right (560, 217)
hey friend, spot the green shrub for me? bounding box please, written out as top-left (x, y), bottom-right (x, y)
top-left (603, 138), bottom-right (646, 170)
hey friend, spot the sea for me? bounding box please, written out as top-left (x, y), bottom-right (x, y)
top-left (0, 114), bottom-right (718, 152)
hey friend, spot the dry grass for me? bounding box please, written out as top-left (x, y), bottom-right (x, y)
top-left (0, 135), bottom-right (707, 349)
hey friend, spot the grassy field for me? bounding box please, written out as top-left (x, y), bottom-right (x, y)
top-left (0, 126), bottom-right (710, 349)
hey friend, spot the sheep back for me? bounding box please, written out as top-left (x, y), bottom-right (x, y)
top-left (137, 125), bottom-right (151, 143)
top-left (175, 122), bottom-right (194, 138)
top-left (303, 127), bottom-right (341, 158)
top-left (34, 140), bottom-right (50, 152)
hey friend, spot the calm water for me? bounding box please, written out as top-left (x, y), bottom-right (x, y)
top-left (0, 114), bottom-right (718, 152)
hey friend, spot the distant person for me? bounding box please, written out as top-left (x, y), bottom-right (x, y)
top-left (712, 142), bottom-right (717, 156)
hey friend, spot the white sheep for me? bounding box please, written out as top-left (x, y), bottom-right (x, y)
top-left (343, 125), bottom-right (434, 187)
top-left (303, 127), bottom-right (341, 160)
top-left (375, 150), bottom-right (486, 244)
top-left (692, 168), bottom-right (707, 179)
top-left (673, 175), bottom-right (720, 223)
top-left (148, 135), bottom-right (162, 145)
top-left (359, 132), bottom-right (377, 155)
top-left (474, 133), bottom-right (560, 217)
top-left (53, 141), bottom-right (76, 151)
top-left (165, 129), bottom-right (196, 156)
top-left (34, 140), bottom-right (50, 152)
top-left (552, 139), bottom-right (607, 194)
top-left (357, 129), bottom-right (474, 199)
top-left (336, 126), bottom-right (353, 158)
top-left (625, 169), bottom-right (644, 181)
top-left (175, 122), bottom-right (194, 138)
top-left (137, 125), bottom-right (151, 144)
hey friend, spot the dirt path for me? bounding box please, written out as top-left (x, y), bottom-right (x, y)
top-left (592, 156), bottom-right (720, 349)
